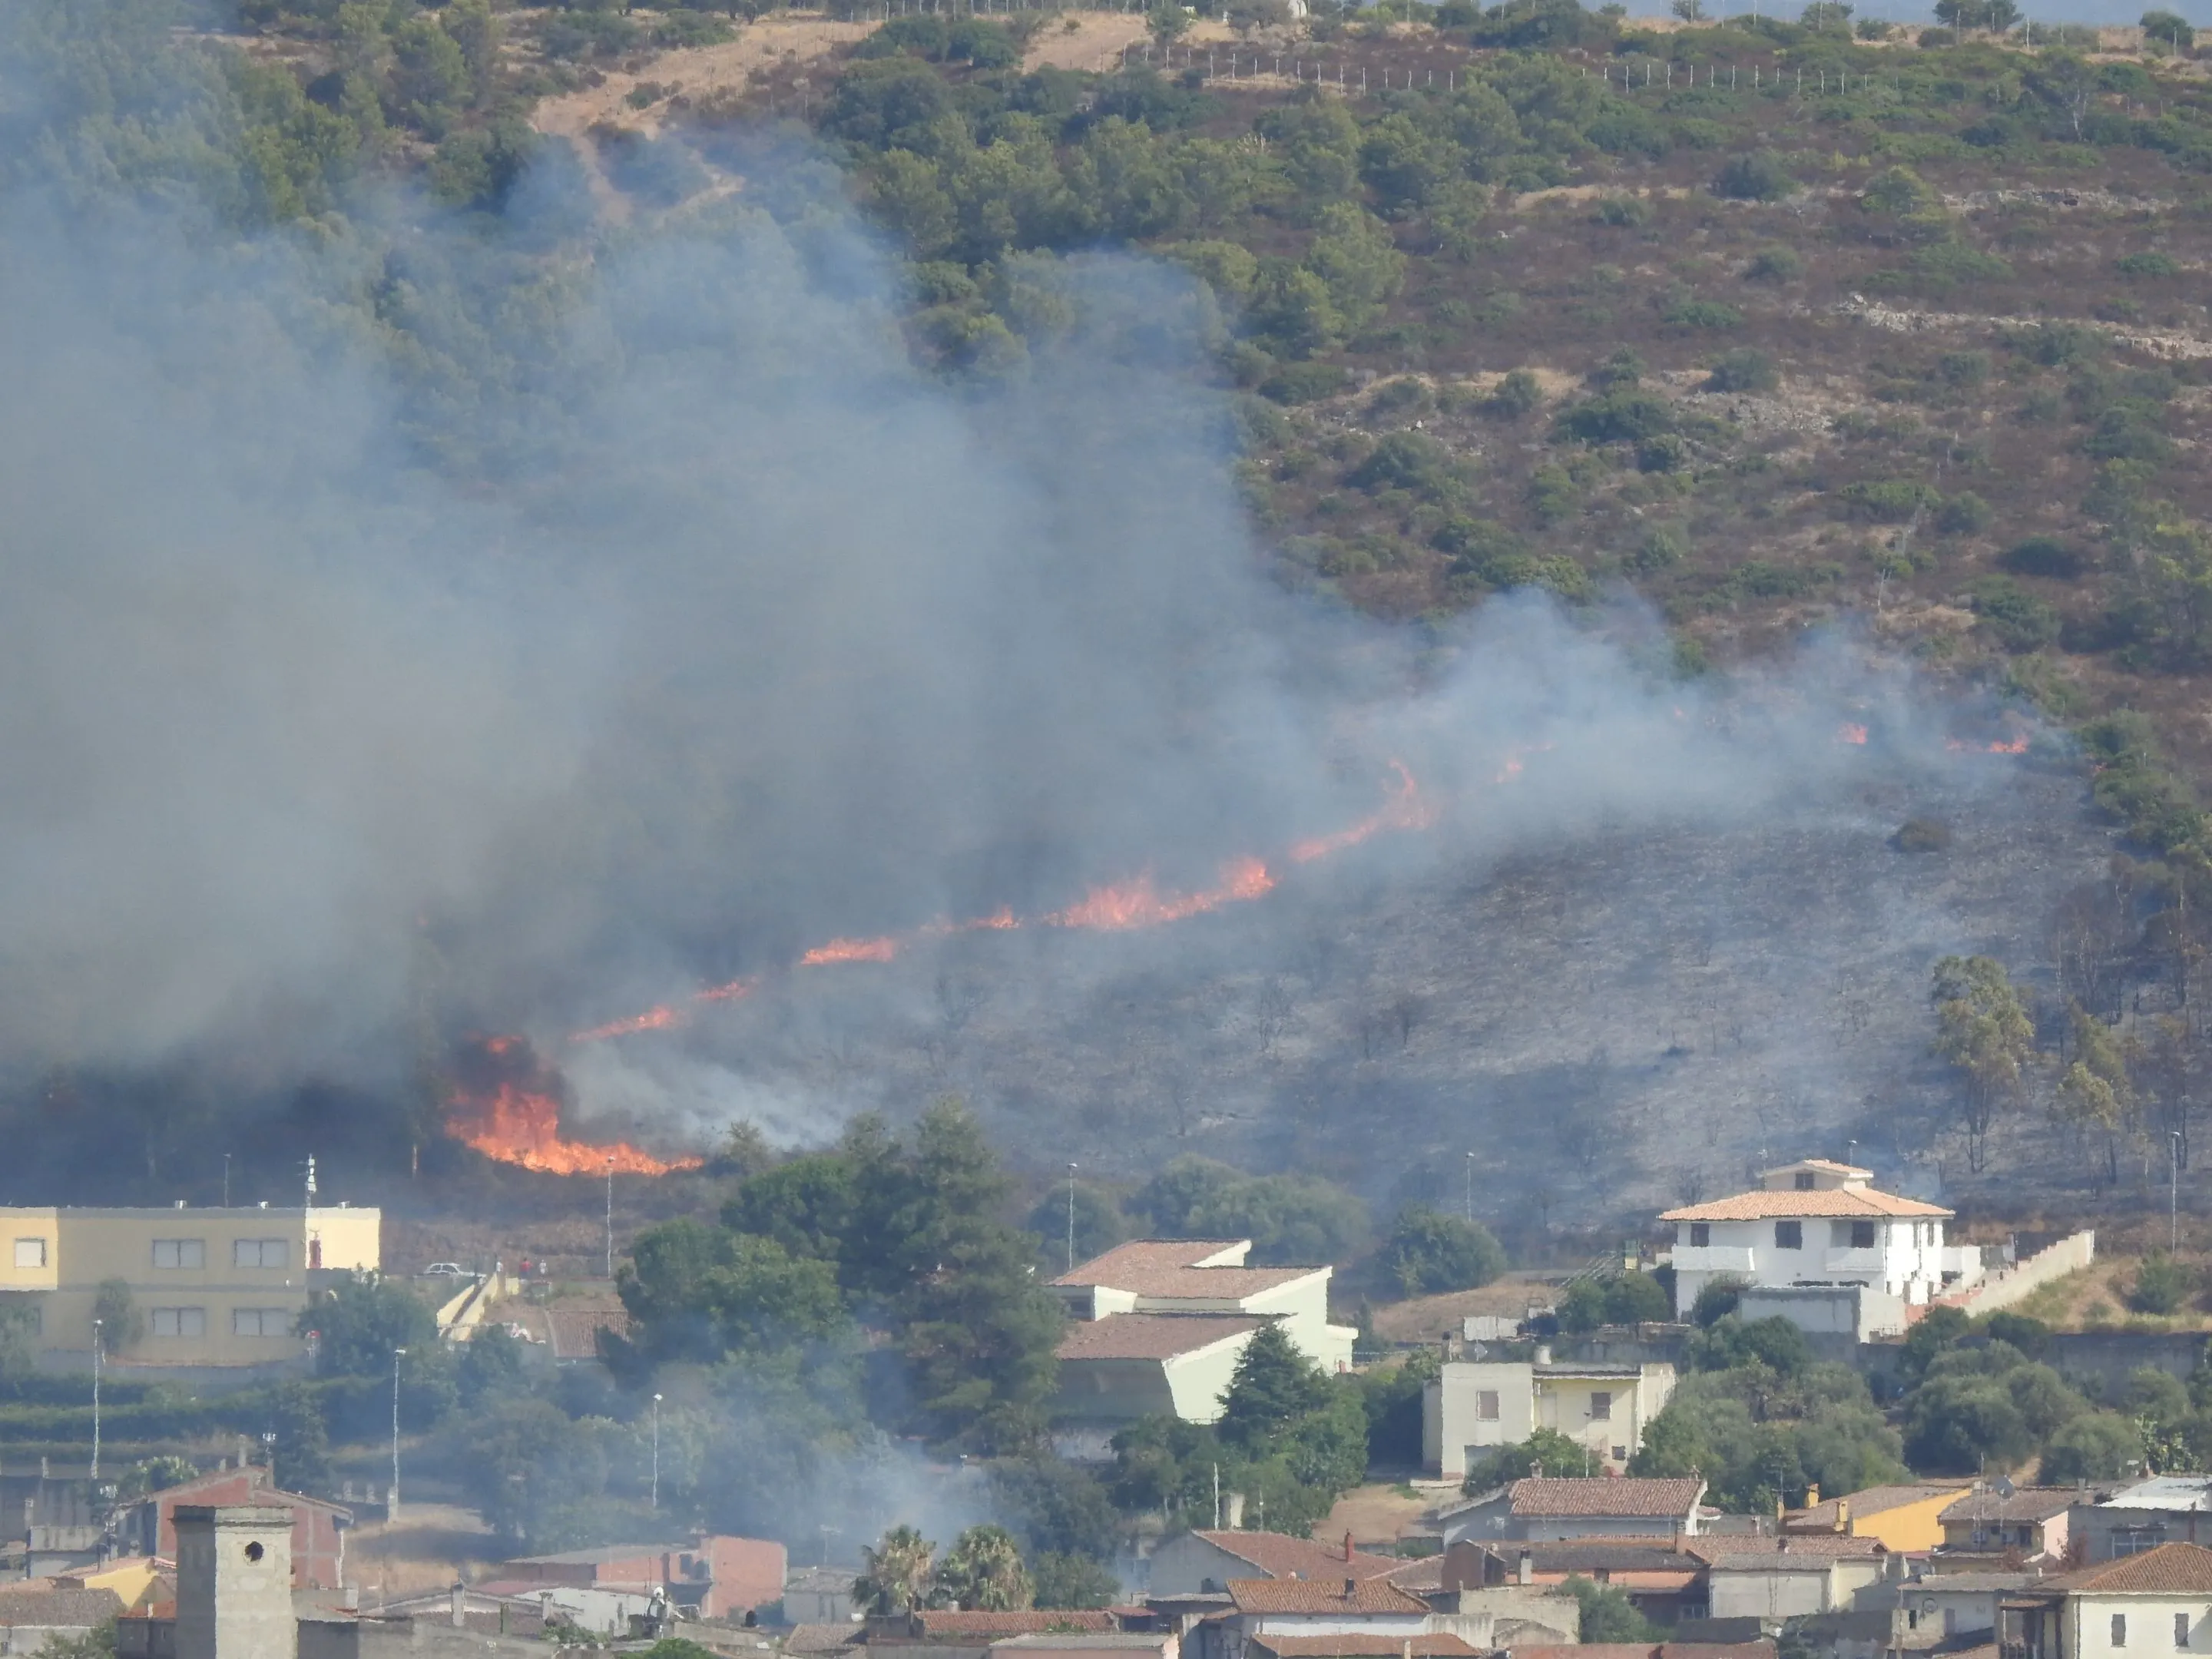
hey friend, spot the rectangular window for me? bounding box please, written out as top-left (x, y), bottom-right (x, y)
top-left (1852, 1221), bottom-right (1878, 1250)
top-left (1776, 1220), bottom-right (1803, 1250)
top-left (1589, 1392), bottom-right (1613, 1422)
top-left (2114, 1615), bottom-right (2128, 1647)
top-left (151, 1240), bottom-right (206, 1270)
top-left (232, 1309), bottom-right (288, 1337)
top-left (1793, 1172), bottom-right (1816, 1190)
top-left (150, 1307), bottom-right (206, 1339)
top-left (1690, 1224), bottom-right (1711, 1247)
top-left (1477, 1390), bottom-right (1500, 1422)
top-left (12, 1239), bottom-right (44, 1269)
top-left (1831, 1221), bottom-right (1853, 1247)
top-left (233, 1239), bottom-right (287, 1269)
top-left (2177, 1614), bottom-right (2190, 1649)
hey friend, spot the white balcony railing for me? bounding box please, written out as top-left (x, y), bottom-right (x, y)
top-left (1673, 1245), bottom-right (1757, 1273)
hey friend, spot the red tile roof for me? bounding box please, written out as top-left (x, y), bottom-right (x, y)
top-left (1661, 1188), bottom-right (1950, 1222)
top-left (1053, 1241), bottom-right (1322, 1298)
top-left (1252, 1639), bottom-right (1482, 1658)
top-left (2046, 1543), bottom-right (2212, 1594)
top-left (1190, 1532), bottom-right (1401, 1582)
top-left (1057, 1316), bottom-right (1262, 1362)
top-left (1508, 1479), bottom-right (1706, 1518)
top-left (910, 1614), bottom-right (1120, 1636)
top-left (545, 1306), bottom-right (631, 1361)
top-left (1690, 1535), bottom-right (1885, 1561)
top-left (1224, 1579), bottom-right (1428, 1615)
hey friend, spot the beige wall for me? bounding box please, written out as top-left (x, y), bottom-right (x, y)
top-left (0, 1207), bottom-right (381, 1369)
top-left (2069, 1594), bottom-right (2212, 1659)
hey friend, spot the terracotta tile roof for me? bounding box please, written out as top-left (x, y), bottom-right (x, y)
top-left (1381, 1558), bottom-right (1443, 1593)
top-left (1508, 1479), bottom-right (1705, 1518)
top-left (1661, 1187), bottom-right (1950, 1222)
top-left (1787, 1485), bottom-right (1968, 1532)
top-left (1052, 1241), bottom-right (1322, 1298)
top-left (1189, 1533), bottom-right (1402, 1582)
top-left (1057, 1316), bottom-right (1263, 1362)
top-left (0, 1588), bottom-right (125, 1627)
top-left (2045, 1542), bottom-right (2212, 1594)
top-left (787, 1623), bottom-right (863, 1653)
top-left (910, 1613), bottom-right (1119, 1636)
top-left (1690, 1536), bottom-right (1885, 1561)
top-left (1251, 1638), bottom-right (1482, 1658)
top-left (1938, 1488), bottom-right (2078, 1525)
top-left (1224, 1578), bottom-right (1428, 1615)
top-left (1471, 1541), bottom-right (1700, 1574)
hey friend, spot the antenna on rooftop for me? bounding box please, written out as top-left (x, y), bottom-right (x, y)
top-left (303, 1154), bottom-right (317, 1211)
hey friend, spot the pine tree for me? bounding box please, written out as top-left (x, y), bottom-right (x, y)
top-left (1217, 1320), bottom-right (1330, 1453)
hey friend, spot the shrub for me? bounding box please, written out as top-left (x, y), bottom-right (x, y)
top-left (1744, 246), bottom-right (1803, 282)
top-left (1594, 195), bottom-right (1651, 226)
top-left (1937, 492), bottom-right (1994, 535)
top-left (1637, 434), bottom-right (1688, 472)
top-left (2129, 1252), bottom-right (2193, 1315)
top-left (1380, 1206), bottom-right (1508, 1295)
top-left (1837, 478), bottom-right (1939, 523)
top-left (2118, 251), bottom-right (2181, 278)
top-left (1346, 432), bottom-right (1455, 495)
top-left (1555, 389), bottom-right (1674, 444)
top-left (1970, 577), bottom-right (2060, 651)
top-left (2001, 537), bottom-right (2086, 580)
top-left (1630, 522), bottom-right (1689, 572)
top-left (1485, 369), bottom-right (1543, 419)
top-left (1712, 151), bottom-right (1796, 201)
top-left (1664, 298), bottom-right (1743, 332)
top-left (1259, 363), bottom-right (1351, 404)
top-left (1706, 348), bottom-right (1776, 392)
top-left (1892, 817), bottom-right (1954, 853)
top-left (1687, 1277), bottom-right (1745, 1326)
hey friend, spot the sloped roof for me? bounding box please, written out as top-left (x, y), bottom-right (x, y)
top-left (1251, 1637), bottom-right (1482, 1658)
top-left (0, 1588), bottom-right (124, 1628)
top-left (1509, 1645), bottom-right (1775, 1659)
top-left (786, 1626), bottom-right (861, 1654)
top-left (1509, 1479), bottom-right (1705, 1518)
top-left (1788, 1485), bottom-right (1967, 1532)
top-left (1689, 1535), bottom-right (1884, 1561)
top-left (1939, 1488), bottom-right (2078, 1525)
top-left (1053, 1241), bottom-right (1323, 1300)
top-left (1057, 1316), bottom-right (1263, 1362)
top-left (1469, 1540), bottom-right (1700, 1573)
top-left (910, 1612), bottom-right (1119, 1636)
top-left (1224, 1578), bottom-right (1428, 1615)
top-left (2045, 1542), bottom-right (2212, 1594)
top-left (1661, 1188), bottom-right (1950, 1222)
top-left (1769, 1160), bottom-right (1874, 1178)
top-left (1381, 1558), bottom-right (1443, 1593)
top-left (1188, 1532), bottom-right (1402, 1582)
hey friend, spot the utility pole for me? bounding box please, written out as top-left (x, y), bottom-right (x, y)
top-left (1212, 1463), bottom-right (1220, 1529)
top-left (605, 1157), bottom-right (616, 1280)
top-left (1066, 1163), bottom-right (1078, 1275)
top-left (1465, 1151), bottom-right (1476, 1222)
top-left (651, 1393), bottom-right (662, 1512)
top-left (2174, 1133), bottom-right (2182, 1254)
top-left (90, 1320), bottom-right (102, 1482)
top-left (391, 1348), bottom-right (407, 1521)
top-left (223, 1154), bottom-right (231, 1208)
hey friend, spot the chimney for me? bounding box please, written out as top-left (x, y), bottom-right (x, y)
top-left (1806, 1485), bottom-right (1820, 1509)
top-left (1535, 1344), bottom-right (1552, 1365)
top-left (342, 1587), bottom-right (359, 1612)
top-left (1345, 1532), bottom-right (1356, 1563)
top-left (451, 1582), bottom-right (468, 1628)
top-left (1403, 1643), bottom-right (1413, 1659)
top-left (1837, 1500), bottom-right (1851, 1536)
top-left (1517, 1551), bottom-right (1533, 1587)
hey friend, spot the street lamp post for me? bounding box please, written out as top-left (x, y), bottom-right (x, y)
top-left (651, 1393), bottom-right (662, 1512)
top-left (90, 1319), bottom-right (102, 1482)
top-left (1066, 1163), bottom-right (1078, 1275)
top-left (1465, 1151), bottom-right (1475, 1222)
top-left (391, 1348), bottom-right (407, 1522)
top-left (2174, 1133), bottom-right (2183, 1255)
top-left (605, 1157), bottom-right (615, 1280)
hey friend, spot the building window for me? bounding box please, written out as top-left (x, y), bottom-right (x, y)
top-left (2114, 1616), bottom-right (2128, 1647)
top-left (151, 1308), bottom-right (207, 1339)
top-left (12, 1239), bottom-right (44, 1269)
top-left (1690, 1224), bottom-right (1711, 1247)
top-left (1852, 1221), bottom-right (1877, 1250)
top-left (1589, 1392), bottom-right (1613, 1421)
top-left (2115, 1532), bottom-right (2166, 1557)
top-left (152, 1240), bottom-right (206, 1270)
top-left (2177, 1614), bottom-right (2190, 1649)
top-left (1477, 1391), bottom-right (1500, 1422)
top-left (232, 1309), bottom-right (288, 1337)
top-left (233, 1240), bottom-right (287, 1269)
top-left (1793, 1172), bottom-right (1816, 1190)
top-left (1776, 1220), bottom-right (1803, 1250)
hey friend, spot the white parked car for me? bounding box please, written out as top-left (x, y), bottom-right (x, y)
top-left (422, 1262), bottom-right (467, 1277)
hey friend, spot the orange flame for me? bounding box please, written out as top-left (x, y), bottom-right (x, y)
top-left (1839, 723), bottom-right (1869, 746)
top-left (570, 1005), bottom-right (684, 1043)
top-left (445, 1037), bottom-right (702, 1176)
top-left (1047, 856), bottom-right (1277, 930)
top-left (1289, 760), bottom-right (1434, 863)
top-left (800, 936), bottom-right (900, 966)
top-left (1947, 735), bottom-right (2030, 754)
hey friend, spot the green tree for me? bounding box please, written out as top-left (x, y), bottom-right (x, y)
top-left (1465, 1427), bottom-right (1592, 1490)
top-left (1931, 956), bottom-right (2037, 1171)
top-left (271, 1381), bottom-right (332, 1494)
top-left (856, 1525), bottom-right (938, 1615)
top-left (1147, 3), bottom-right (1192, 42)
top-left (1031, 1551), bottom-right (1120, 1609)
top-left (1561, 1575), bottom-right (1659, 1642)
top-left (92, 1280), bottom-right (144, 1355)
top-left (2042, 1411), bottom-right (2142, 1480)
top-left (458, 1323), bottom-right (528, 1405)
top-left (618, 1220), bottom-right (850, 1369)
top-left (299, 1274), bottom-right (437, 1379)
top-left (1690, 1278), bottom-right (1747, 1326)
top-left (119, 1456), bottom-right (199, 1500)
top-left (1026, 1184), bottom-right (1128, 1274)
top-left (2131, 1253), bottom-right (2194, 1315)
top-left (2142, 9), bottom-right (2194, 48)
top-left (1218, 1322), bottom-right (1331, 1451)
top-left (1303, 204), bottom-right (1407, 336)
top-left (1380, 1205), bottom-right (1508, 1295)
top-left (936, 1524), bottom-right (1033, 1611)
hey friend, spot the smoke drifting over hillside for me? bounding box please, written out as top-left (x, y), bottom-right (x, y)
top-left (0, 127), bottom-right (2053, 1165)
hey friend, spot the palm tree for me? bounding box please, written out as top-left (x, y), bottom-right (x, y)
top-left (936, 1525), bottom-right (1034, 1612)
top-left (855, 1525), bottom-right (939, 1616)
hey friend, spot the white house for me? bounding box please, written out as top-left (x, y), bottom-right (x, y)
top-left (1051, 1240), bottom-right (1358, 1373)
top-left (1661, 1160), bottom-right (1955, 1330)
top-left (1422, 1357), bottom-right (1676, 1481)
top-left (2012, 1541), bottom-right (2212, 1659)
top-left (1147, 1532), bottom-right (1402, 1598)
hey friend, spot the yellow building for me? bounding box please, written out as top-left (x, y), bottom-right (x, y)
top-left (0, 1205), bottom-right (381, 1370)
top-left (1784, 1482), bottom-right (1973, 1552)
